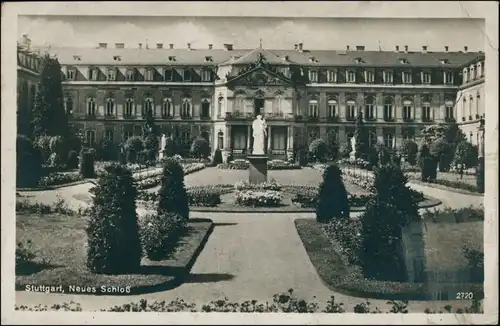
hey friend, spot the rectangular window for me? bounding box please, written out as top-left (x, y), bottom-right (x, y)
top-left (124, 131), bottom-right (133, 141)
top-left (162, 99), bottom-right (172, 117)
top-left (87, 99), bottom-right (96, 116)
top-left (365, 71), bottom-right (374, 83)
top-left (403, 105), bottom-right (412, 120)
top-left (88, 68), bottom-right (97, 81)
top-left (164, 69), bottom-right (173, 81)
top-left (327, 70), bottom-right (337, 83)
top-left (444, 71), bottom-right (454, 84)
top-left (105, 130), bottom-right (114, 141)
top-left (327, 102), bottom-right (337, 118)
top-left (202, 69), bottom-right (211, 82)
top-left (145, 69), bottom-right (154, 81)
top-left (183, 68), bottom-right (192, 81)
top-left (402, 71), bottom-right (412, 84)
top-left (422, 104), bottom-right (432, 121)
top-left (346, 102), bottom-right (356, 120)
top-left (384, 104), bottom-right (393, 120)
top-left (308, 103), bottom-right (318, 117)
top-left (66, 69), bottom-right (75, 80)
top-left (107, 68), bottom-right (116, 81)
top-left (309, 70), bottom-right (318, 83)
top-left (346, 71), bottom-right (356, 83)
top-left (384, 71), bottom-right (393, 84)
top-left (365, 103), bottom-right (375, 120)
top-left (422, 72), bottom-right (431, 84)
top-left (125, 99), bottom-right (134, 117)
top-left (446, 105), bottom-right (454, 119)
top-left (384, 132), bottom-right (394, 149)
top-left (105, 99), bottom-right (114, 116)
top-left (272, 130), bottom-right (287, 151)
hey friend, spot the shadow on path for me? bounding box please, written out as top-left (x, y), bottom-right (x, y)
top-left (213, 222), bottom-right (238, 227)
top-left (183, 273), bottom-right (235, 284)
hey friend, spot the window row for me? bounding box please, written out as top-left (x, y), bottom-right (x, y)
top-left (461, 93), bottom-right (482, 120)
top-left (309, 129), bottom-right (415, 149)
top-left (307, 98), bottom-right (454, 121)
top-left (83, 128), bottom-right (198, 147)
top-left (65, 97), bottom-right (211, 118)
top-left (462, 61), bottom-right (484, 84)
top-left (307, 69), bottom-right (454, 85)
top-left (65, 67), bottom-right (213, 82)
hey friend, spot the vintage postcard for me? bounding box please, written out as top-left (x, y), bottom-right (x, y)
top-left (2, 1), bottom-right (498, 324)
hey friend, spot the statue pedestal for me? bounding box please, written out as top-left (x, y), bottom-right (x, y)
top-left (349, 151), bottom-right (357, 161)
top-left (247, 155), bottom-right (268, 185)
top-left (159, 149), bottom-right (165, 160)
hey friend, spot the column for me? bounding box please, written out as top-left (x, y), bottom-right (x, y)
top-left (376, 126), bottom-right (384, 145)
top-left (287, 125), bottom-right (294, 161)
top-left (319, 92), bottom-right (327, 119)
top-left (225, 125), bottom-right (231, 150)
top-left (267, 126), bottom-right (272, 153)
top-left (339, 92), bottom-right (346, 121)
top-left (395, 125), bottom-right (402, 149)
top-left (376, 93), bottom-right (384, 121)
top-left (247, 125), bottom-right (251, 150)
top-left (338, 125), bottom-right (346, 144)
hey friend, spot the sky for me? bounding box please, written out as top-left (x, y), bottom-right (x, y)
top-left (18, 15), bottom-right (485, 52)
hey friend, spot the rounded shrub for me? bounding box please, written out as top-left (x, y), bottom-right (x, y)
top-left (296, 147), bottom-right (308, 166)
top-left (316, 164), bottom-right (350, 223)
top-left (190, 137), bottom-right (210, 159)
top-left (212, 148), bottom-right (223, 166)
top-left (308, 139), bottom-right (329, 163)
top-left (86, 163), bottom-right (142, 274)
top-left (359, 163), bottom-right (421, 282)
top-left (126, 148), bottom-right (137, 163)
top-left (100, 139), bottom-right (117, 161)
top-left (67, 150), bottom-right (79, 169)
top-left (157, 157), bottom-right (189, 220)
top-left (79, 150), bottom-right (95, 178)
top-left (399, 140), bottom-right (418, 166)
top-left (418, 143), bottom-right (437, 181)
top-left (163, 137), bottom-right (177, 157)
top-left (140, 212), bottom-right (186, 261)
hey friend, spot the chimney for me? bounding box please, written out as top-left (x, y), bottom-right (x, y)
top-left (294, 43), bottom-right (298, 51)
top-left (22, 34), bottom-right (29, 46)
top-left (464, 46), bottom-right (468, 53)
top-left (346, 45), bottom-right (350, 51)
top-left (395, 45), bottom-right (400, 52)
top-left (356, 45), bottom-right (365, 51)
top-left (422, 45), bottom-right (428, 53)
top-left (404, 45), bottom-right (408, 53)
top-left (208, 44), bottom-right (213, 50)
top-left (98, 42), bottom-right (108, 49)
top-left (115, 43), bottom-right (125, 49)
top-left (169, 43), bottom-right (174, 49)
top-left (445, 46), bottom-right (449, 53)
top-left (156, 43), bottom-right (163, 49)
top-left (139, 43), bottom-right (143, 49)
top-left (26, 38), bottom-right (31, 50)
top-left (298, 43), bottom-right (303, 52)
top-left (223, 43), bottom-right (233, 51)
top-left (187, 43), bottom-right (192, 50)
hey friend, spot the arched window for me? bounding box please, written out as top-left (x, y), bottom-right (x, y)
top-left (217, 96), bottom-right (223, 118)
top-left (181, 98), bottom-right (191, 117)
top-left (272, 95), bottom-right (282, 116)
top-left (463, 68), bottom-right (468, 84)
top-left (364, 97), bottom-right (375, 120)
top-left (217, 131), bottom-right (224, 150)
top-left (422, 101), bottom-right (432, 121)
top-left (126, 69), bottom-right (135, 81)
top-left (105, 98), bottom-right (114, 116)
top-left (445, 100), bottom-right (454, 120)
top-left (162, 98), bottom-right (172, 117)
top-left (308, 99), bottom-right (318, 118)
top-left (346, 99), bottom-right (356, 120)
top-left (476, 93), bottom-right (481, 119)
top-left (125, 98), bottom-right (134, 117)
top-left (383, 97), bottom-right (394, 120)
top-left (402, 99), bottom-right (413, 121)
top-left (143, 98), bottom-right (154, 117)
top-left (87, 98), bottom-right (96, 116)
top-left (200, 99), bottom-right (211, 118)
top-left (327, 99), bottom-right (337, 118)
top-left (235, 95), bottom-right (245, 115)
top-left (470, 65), bottom-right (476, 80)
top-left (85, 130), bottom-right (96, 147)
top-left (65, 98), bottom-right (73, 116)
top-left (469, 96), bottom-right (473, 119)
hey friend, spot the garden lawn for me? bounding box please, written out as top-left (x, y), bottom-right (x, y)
top-left (16, 213), bottom-right (212, 294)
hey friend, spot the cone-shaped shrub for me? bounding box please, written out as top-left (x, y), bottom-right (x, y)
top-left (316, 164), bottom-right (350, 223)
top-left (86, 163), bottom-right (142, 274)
top-left (359, 163), bottom-right (420, 281)
top-left (67, 150), bottom-right (79, 169)
top-left (418, 143), bottom-right (437, 181)
top-left (79, 150), bottom-right (95, 178)
top-left (212, 148), bottom-right (223, 165)
top-left (157, 158), bottom-right (189, 220)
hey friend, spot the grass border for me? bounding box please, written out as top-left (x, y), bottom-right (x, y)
top-left (408, 179), bottom-right (484, 197)
top-left (15, 218), bottom-right (214, 296)
top-left (16, 179), bottom-right (93, 192)
top-left (294, 218), bottom-right (483, 301)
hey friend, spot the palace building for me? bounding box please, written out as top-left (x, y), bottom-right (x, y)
top-left (17, 35), bottom-right (485, 160)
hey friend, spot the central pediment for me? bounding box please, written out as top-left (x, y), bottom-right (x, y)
top-left (226, 66), bottom-right (292, 87)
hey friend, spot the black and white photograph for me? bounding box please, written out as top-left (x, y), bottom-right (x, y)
top-left (2, 1), bottom-right (498, 324)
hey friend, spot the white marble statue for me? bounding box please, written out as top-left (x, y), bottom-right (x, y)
top-left (161, 134), bottom-right (167, 150)
top-left (252, 115), bottom-right (267, 155)
top-left (350, 136), bottom-right (356, 153)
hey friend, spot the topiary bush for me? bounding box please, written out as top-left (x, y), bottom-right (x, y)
top-left (399, 140), bottom-right (418, 166)
top-left (163, 137), bottom-right (177, 157)
top-left (316, 164), bottom-right (350, 223)
top-left (375, 143), bottom-right (391, 166)
top-left (100, 139), bottom-right (117, 161)
top-left (360, 163), bottom-right (421, 282)
top-left (86, 163), bottom-right (142, 274)
top-left (79, 150), bottom-right (95, 178)
top-left (140, 212), bottom-right (186, 261)
top-left (308, 138), bottom-right (329, 163)
top-left (418, 143), bottom-right (437, 181)
top-left (67, 150), bottom-right (79, 169)
top-left (157, 157), bottom-right (189, 220)
top-left (16, 135), bottom-right (43, 188)
top-left (296, 147), bottom-right (309, 166)
top-left (212, 148), bottom-right (223, 166)
top-left (190, 137), bottom-right (210, 160)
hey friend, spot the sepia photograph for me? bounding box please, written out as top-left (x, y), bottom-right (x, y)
top-left (2, 1), bottom-right (498, 324)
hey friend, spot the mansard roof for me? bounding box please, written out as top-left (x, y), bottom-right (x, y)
top-left (39, 45), bottom-right (482, 68)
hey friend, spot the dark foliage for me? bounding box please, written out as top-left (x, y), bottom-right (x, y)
top-left (157, 158), bottom-right (189, 220)
top-left (418, 143), bottom-right (437, 181)
top-left (190, 137), bottom-right (210, 159)
top-left (360, 163), bottom-right (420, 281)
top-left (399, 140), bottom-right (418, 166)
top-left (16, 135), bottom-right (43, 187)
top-left (163, 137), bottom-right (177, 157)
top-left (79, 150), bottom-right (95, 178)
top-left (140, 212), bottom-right (186, 261)
top-left (353, 110), bottom-right (369, 158)
top-left (316, 164), bottom-right (350, 223)
top-left (476, 156), bottom-right (484, 193)
top-left (212, 148), bottom-right (223, 165)
top-left (86, 163), bottom-right (142, 273)
top-left (67, 150), bottom-right (79, 169)
top-left (308, 138), bottom-right (329, 163)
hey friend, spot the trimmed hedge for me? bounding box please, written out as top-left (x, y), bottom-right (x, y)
top-left (139, 212), bottom-right (186, 261)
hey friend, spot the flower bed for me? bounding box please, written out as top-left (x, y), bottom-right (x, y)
top-left (136, 163), bottom-right (206, 190)
top-left (287, 185), bottom-right (371, 208)
top-left (234, 179), bottom-right (282, 191)
top-left (138, 184), bottom-right (234, 206)
top-left (234, 190), bottom-right (283, 207)
top-left (337, 158), bottom-right (373, 170)
top-left (37, 172), bottom-right (83, 187)
top-left (217, 160), bottom-right (301, 170)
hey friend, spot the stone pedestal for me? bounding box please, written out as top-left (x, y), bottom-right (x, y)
top-left (247, 155), bottom-right (268, 184)
top-left (158, 149), bottom-right (165, 160)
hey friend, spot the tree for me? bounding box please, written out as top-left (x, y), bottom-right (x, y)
top-left (157, 158), bottom-right (189, 220)
top-left (86, 163), bottom-right (142, 273)
top-left (418, 143), bottom-right (437, 181)
top-left (143, 107), bottom-right (159, 161)
top-left (163, 137), bottom-right (177, 157)
top-left (399, 139), bottom-right (418, 166)
top-left (31, 54), bottom-right (68, 139)
top-left (324, 130), bottom-right (339, 160)
top-left (420, 123), bottom-right (466, 172)
top-left (353, 110), bottom-right (369, 159)
top-left (454, 141), bottom-right (478, 178)
top-left (316, 164), bottom-right (350, 223)
top-left (308, 138), bottom-right (329, 163)
top-left (360, 163), bottom-right (420, 281)
top-left (16, 135), bottom-right (43, 187)
top-left (190, 137), bottom-right (210, 159)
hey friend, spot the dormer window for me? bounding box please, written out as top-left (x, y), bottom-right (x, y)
top-left (145, 69), bottom-right (154, 81)
top-left (201, 69), bottom-right (211, 82)
top-left (402, 71), bottom-right (412, 84)
top-left (113, 55), bottom-right (122, 61)
top-left (422, 71), bottom-right (431, 84)
top-left (346, 70), bottom-right (356, 83)
top-left (205, 56), bottom-right (213, 62)
top-left (365, 70), bottom-right (374, 83)
top-left (327, 70), bottom-right (337, 83)
top-left (308, 70), bottom-right (318, 83)
top-left (88, 67), bottom-right (98, 81)
top-left (183, 68), bottom-right (192, 81)
top-left (383, 70), bottom-right (394, 84)
top-left (443, 71), bottom-right (454, 85)
top-left (164, 68), bottom-right (173, 81)
top-left (107, 68), bottom-right (116, 81)
top-left (168, 56), bottom-right (176, 62)
top-left (439, 59), bottom-right (450, 65)
top-left (66, 68), bottom-right (76, 80)
top-left (73, 55), bottom-right (81, 61)
top-left (309, 57), bottom-right (317, 63)
top-left (126, 69), bottom-right (135, 81)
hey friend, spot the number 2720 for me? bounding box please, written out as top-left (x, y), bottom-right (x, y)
top-left (456, 292), bottom-right (474, 300)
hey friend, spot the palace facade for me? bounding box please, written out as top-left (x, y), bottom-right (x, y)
top-left (17, 36), bottom-right (486, 160)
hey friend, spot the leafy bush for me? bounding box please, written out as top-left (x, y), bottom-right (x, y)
top-left (34, 135), bottom-right (54, 163)
top-left (316, 165), bottom-right (350, 223)
top-left (290, 186), bottom-right (318, 208)
top-left (399, 140), bottom-right (418, 166)
top-left (308, 138), bottom-right (329, 163)
top-left (190, 137), bottom-right (210, 159)
top-left (463, 246), bottom-right (484, 282)
top-left (163, 137), bottom-right (177, 157)
top-left (125, 136), bottom-right (144, 152)
top-left (139, 212), bottom-right (186, 261)
top-left (360, 163), bottom-right (421, 281)
top-left (454, 141), bottom-right (478, 171)
top-left (422, 206), bottom-right (484, 223)
top-left (16, 196), bottom-right (76, 216)
top-left (268, 160), bottom-right (301, 170)
top-left (234, 190), bottom-right (283, 207)
top-left (100, 139), bottom-right (117, 161)
top-left (86, 163), bottom-right (142, 274)
top-left (187, 187), bottom-right (222, 207)
top-left (67, 150), bottom-right (79, 169)
top-left (157, 158), bottom-right (189, 220)
top-left (79, 150), bottom-right (95, 178)
top-left (339, 142), bottom-right (351, 159)
top-left (430, 137), bottom-right (453, 172)
top-left (418, 143), bottom-right (437, 181)
top-left (212, 149), bottom-right (223, 166)
top-left (38, 172), bottom-right (83, 187)
top-left (144, 135), bottom-right (159, 160)
top-left (375, 143), bottom-right (391, 166)
top-left (323, 218), bottom-right (362, 265)
top-left (16, 240), bottom-right (37, 271)
top-left (235, 179), bottom-right (282, 191)
top-left (296, 147), bottom-right (309, 166)
top-left (427, 178), bottom-right (480, 193)
top-left (16, 135), bottom-right (43, 187)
